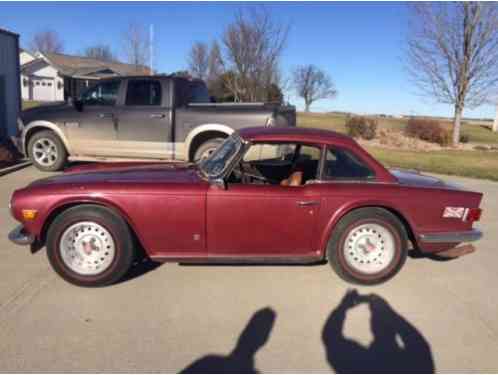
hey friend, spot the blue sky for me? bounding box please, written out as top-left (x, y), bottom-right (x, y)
top-left (1, 1), bottom-right (496, 119)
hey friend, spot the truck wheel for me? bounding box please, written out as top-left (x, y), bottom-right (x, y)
top-left (46, 205), bottom-right (135, 287)
top-left (28, 130), bottom-right (67, 172)
top-left (327, 208), bottom-right (408, 285)
top-left (193, 138), bottom-right (224, 162)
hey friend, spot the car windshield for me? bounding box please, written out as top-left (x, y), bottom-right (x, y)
top-left (198, 135), bottom-right (244, 178)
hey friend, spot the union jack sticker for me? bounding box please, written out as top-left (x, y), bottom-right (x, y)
top-left (443, 207), bottom-right (466, 219)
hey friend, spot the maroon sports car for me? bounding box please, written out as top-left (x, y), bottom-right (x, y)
top-left (9, 127), bottom-right (483, 287)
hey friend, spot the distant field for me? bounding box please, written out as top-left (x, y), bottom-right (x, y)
top-left (297, 112), bottom-right (498, 145)
top-left (366, 147), bottom-right (498, 182)
top-left (298, 112), bottom-right (498, 181)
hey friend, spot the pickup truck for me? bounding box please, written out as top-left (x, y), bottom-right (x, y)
top-left (16, 75), bottom-right (296, 171)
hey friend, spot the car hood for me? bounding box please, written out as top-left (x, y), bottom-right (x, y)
top-left (30, 162), bottom-right (205, 186)
top-left (390, 168), bottom-right (463, 190)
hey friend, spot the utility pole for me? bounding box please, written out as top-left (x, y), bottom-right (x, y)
top-left (493, 103), bottom-right (498, 132)
top-left (149, 24), bottom-right (154, 75)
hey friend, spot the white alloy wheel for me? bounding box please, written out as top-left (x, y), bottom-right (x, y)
top-left (59, 221), bottom-right (116, 276)
top-left (32, 138), bottom-right (58, 167)
top-left (343, 223), bottom-right (396, 274)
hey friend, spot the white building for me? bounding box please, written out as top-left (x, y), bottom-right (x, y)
top-left (0, 28), bottom-right (21, 141)
top-left (20, 49), bottom-right (64, 102)
top-left (20, 51), bottom-right (150, 102)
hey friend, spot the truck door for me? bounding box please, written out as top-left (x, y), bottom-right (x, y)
top-left (66, 80), bottom-right (121, 156)
top-left (114, 78), bottom-right (173, 159)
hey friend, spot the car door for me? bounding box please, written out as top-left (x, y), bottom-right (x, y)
top-left (66, 80), bottom-right (121, 156)
top-left (206, 183), bottom-right (321, 258)
top-left (114, 78), bottom-right (173, 159)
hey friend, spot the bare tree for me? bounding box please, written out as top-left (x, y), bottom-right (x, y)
top-left (222, 7), bottom-right (289, 102)
top-left (83, 45), bottom-right (116, 62)
top-left (122, 22), bottom-right (150, 72)
top-left (188, 42), bottom-right (209, 80)
top-left (407, 3), bottom-right (498, 145)
top-left (292, 65), bottom-right (337, 112)
top-left (207, 41), bottom-right (224, 83)
top-left (29, 29), bottom-right (64, 54)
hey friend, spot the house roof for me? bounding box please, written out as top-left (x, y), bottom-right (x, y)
top-left (0, 27), bottom-right (19, 38)
top-left (40, 52), bottom-right (150, 78)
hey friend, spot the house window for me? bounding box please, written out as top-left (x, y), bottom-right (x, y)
top-left (47, 82), bottom-right (52, 87)
top-left (22, 78), bottom-right (28, 87)
top-left (35, 81), bottom-right (40, 86)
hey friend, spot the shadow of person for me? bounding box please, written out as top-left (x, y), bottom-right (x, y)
top-left (181, 307), bottom-right (276, 374)
top-left (322, 290), bottom-right (435, 374)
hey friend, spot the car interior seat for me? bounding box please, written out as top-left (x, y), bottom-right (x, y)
top-left (280, 171), bottom-right (303, 187)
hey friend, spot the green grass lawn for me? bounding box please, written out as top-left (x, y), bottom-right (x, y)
top-left (22, 101), bottom-right (43, 110)
top-left (298, 112), bottom-right (498, 181)
top-left (365, 147), bottom-right (498, 182)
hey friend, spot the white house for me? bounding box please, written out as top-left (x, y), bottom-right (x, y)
top-left (0, 28), bottom-right (21, 141)
top-left (20, 50), bottom-right (64, 102)
top-left (20, 51), bottom-right (150, 102)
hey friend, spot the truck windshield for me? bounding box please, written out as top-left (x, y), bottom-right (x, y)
top-left (198, 135), bottom-right (244, 178)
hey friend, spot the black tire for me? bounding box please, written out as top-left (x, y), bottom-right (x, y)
top-left (28, 130), bottom-right (67, 172)
top-left (193, 138), bottom-right (224, 162)
top-left (46, 205), bottom-right (135, 287)
top-left (327, 207), bottom-right (408, 285)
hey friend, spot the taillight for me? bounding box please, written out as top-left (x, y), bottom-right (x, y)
top-left (465, 208), bottom-right (482, 222)
top-left (443, 207), bottom-right (482, 222)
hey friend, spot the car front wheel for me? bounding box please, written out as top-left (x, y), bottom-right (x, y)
top-left (327, 208), bottom-right (408, 285)
top-left (46, 205), bottom-right (135, 287)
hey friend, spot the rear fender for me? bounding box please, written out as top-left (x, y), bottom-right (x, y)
top-left (318, 200), bottom-right (418, 257)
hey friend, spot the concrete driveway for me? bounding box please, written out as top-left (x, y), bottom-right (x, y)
top-left (0, 166), bottom-right (497, 373)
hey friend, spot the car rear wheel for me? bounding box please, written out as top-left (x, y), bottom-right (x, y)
top-left (327, 208), bottom-right (408, 285)
top-left (28, 130), bottom-right (67, 172)
top-left (193, 138), bottom-right (224, 163)
top-left (46, 205), bottom-right (135, 287)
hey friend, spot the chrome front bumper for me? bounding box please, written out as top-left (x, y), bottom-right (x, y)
top-left (419, 229), bottom-right (482, 244)
top-left (8, 225), bottom-right (35, 246)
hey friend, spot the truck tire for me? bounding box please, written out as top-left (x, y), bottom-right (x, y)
top-left (28, 130), bottom-right (67, 172)
top-left (193, 138), bottom-right (224, 162)
top-left (327, 207), bottom-right (408, 285)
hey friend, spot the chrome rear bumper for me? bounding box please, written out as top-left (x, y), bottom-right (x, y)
top-left (8, 225), bottom-right (35, 246)
top-left (419, 229), bottom-right (482, 244)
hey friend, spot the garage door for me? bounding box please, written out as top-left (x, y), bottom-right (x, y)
top-left (32, 78), bottom-right (55, 101)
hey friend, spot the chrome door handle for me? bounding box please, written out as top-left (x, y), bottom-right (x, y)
top-left (150, 113), bottom-right (166, 119)
top-left (297, 200), bottom-right (320, 207)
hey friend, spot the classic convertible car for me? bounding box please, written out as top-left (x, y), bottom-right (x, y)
top-left (9, 127), bottom-right (483, 287)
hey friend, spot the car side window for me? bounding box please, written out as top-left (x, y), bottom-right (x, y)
top-left (81, 81), bottom-right (120, 106)
top-left (323, 147), bottom-right (375, 181)
top-left (126, 80), bottom-right (162, 106)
